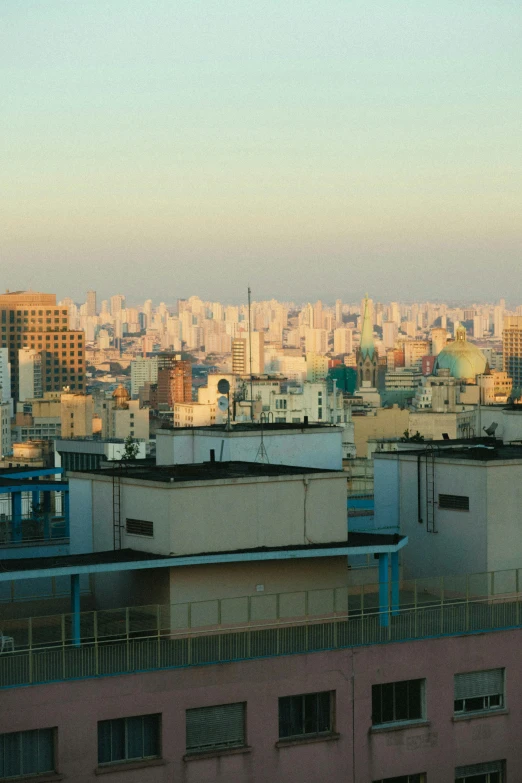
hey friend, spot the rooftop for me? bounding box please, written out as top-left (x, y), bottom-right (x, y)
top-left (72, 460), bottom-right (342, 482)
top-left (377, 441), bottom-right (522, 462)
top-left (158, 422), bottom-right (340, 434)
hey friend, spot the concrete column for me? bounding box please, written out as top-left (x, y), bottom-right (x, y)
top-left (42, 491), bottom-right (52, 540)
top-left (11, 492), bottom-right (22, 543)
top-left (71, 574), bottom-right (81, 646)
top-left (391, 551), bottom-right (400, 616)
top-left (63, 491), bottom-right (70, 539)
top-left (378, 552), bottom-right (389, 627)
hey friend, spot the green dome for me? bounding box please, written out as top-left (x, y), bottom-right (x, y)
top-left (434, 325), bottom-right (487, 380)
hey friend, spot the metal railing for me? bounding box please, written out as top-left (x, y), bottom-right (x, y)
top-left (0, 594), bottom-right (521, 689)
top-left (2, 565), bottom-right (522, 689)
top-left (0, 516), bottom-right (68, 546)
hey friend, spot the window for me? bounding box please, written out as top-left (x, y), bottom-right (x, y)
top-left (439, 494), bottom-right (469, 511)
top-left (455, 760), bottom-right (504, 782)
top-left (372, 679), bottom-right (424, 726)
top-left (454, 669), bottom-right (504, 715)
top-left (0, 728), bottom-right (55, 778)
top-left (278, 691), bottom-right (333, 740)
top-left (186, 703), bottom-right (246, 754)
top-left (126, 518), bottom-right (153, 537)
top-left (98, 714), bottom-right (160, 765)
top-left (374, 776), bottom-right (425, 783)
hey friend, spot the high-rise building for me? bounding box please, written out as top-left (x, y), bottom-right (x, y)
top-left (333, 327), bottom-right (353, 355)
top-left (18, 347), bottom-right (42, 401)
top-left (232, 333), bottom-right (264, 375)
top-left (0, 291), bottom-right (85, 401)
top-left (503, 316), bottom-right (522, 389)
top-left (86, 290), bottom-right (97, 317)
top-left (110, 294), bottom-right (125, 317)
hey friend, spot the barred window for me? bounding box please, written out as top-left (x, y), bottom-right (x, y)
top-left (454, 669), bottom-right (504, 715)
top-left (279, 691), bottom-right (333, 739)
top-left (439, 494), bottom-right (469, 511)
top-left (0, 728), bottom-right (55, 778)
top-left (372, 679), bottom-right (424, 725)
top-left (126, 518), bottom-right (153, 537)
top-left (186, 703), bottom-right (245, 754)
top-left (97, 714), bottom-right (160, 765)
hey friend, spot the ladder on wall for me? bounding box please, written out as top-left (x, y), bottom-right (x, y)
top-left (112, 471), bottom-right (122, 550)
top-left (425, 445), bottom-right (436, 533)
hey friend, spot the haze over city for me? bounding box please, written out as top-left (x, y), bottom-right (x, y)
top-left (2, 1), bottom-right (522, 302)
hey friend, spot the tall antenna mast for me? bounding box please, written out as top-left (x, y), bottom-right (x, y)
top-left (248, 286), bottom-right (254, 422)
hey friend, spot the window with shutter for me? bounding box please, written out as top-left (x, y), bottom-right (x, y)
top-left (455, 759), bottom-right (504, 782)
top-left (454, 669), bottom-right (504, 715)
top-left (186, 703), bottom-right (246, 754)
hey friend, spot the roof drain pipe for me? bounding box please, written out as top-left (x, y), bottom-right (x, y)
top-left (417, 453), bottom-right (422, 524)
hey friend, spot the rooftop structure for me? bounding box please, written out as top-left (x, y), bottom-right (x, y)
top-left (434, 324), bottom-right (487, 381)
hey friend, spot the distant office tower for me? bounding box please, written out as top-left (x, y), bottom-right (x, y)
top-left (493, 305), bottom-right (505, 338)
top-left (335, 299), bottom-right (343, 325)
top-left (503, 316), bottom-right (522, 388)
top-left (304, 328), bottom-right (328, 354)
top-left (333, 327), bottom-right (353, 355)
top-left (18, 348), bottom-right (42, 401)
top-left (473, 315), bottom-right (485, 338)
top-left (154, 360), bottom-right (192, 408)
top-left (232, 333), bottom-right (264, 375)
top-left (0, 291), bottom-right (85, 401)
top-left (131, 356), bottom-right (159, 397)
top-left (382, 322), bottom-right (398, 350)
top-left (430, 327), bottom-right (448, 357)
top-left (110, 294), bottom-right (125, 317)
top-left (0, 348), bottom-right (11, 405)
top-left (86, 290), bottom-right (97, 317)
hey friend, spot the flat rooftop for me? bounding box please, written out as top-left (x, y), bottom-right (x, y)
top-left (380, 442), bottom-right (522, 462)
top-left (158, 422), bottom-right (340, 433)
top-left (74, 460), bottom-right (342, 482)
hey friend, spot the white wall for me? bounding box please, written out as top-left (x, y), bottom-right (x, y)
top-left (85, 471), bottom-right (348, 558)
top-left (68, 477), bottom-right (94, 554)
top-left (155, 428), bottom-right (344, 470)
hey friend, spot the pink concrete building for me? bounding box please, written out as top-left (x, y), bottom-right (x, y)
top-left (1, 628), bottom-right (518, 782)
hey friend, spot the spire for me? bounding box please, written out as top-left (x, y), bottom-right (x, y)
top-left (360, 295), bottom-right (375, 359)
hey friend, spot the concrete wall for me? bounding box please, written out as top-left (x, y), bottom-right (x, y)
top-left (2, 629), bottom-right (521, 782)
top-left (155, 428), bottom-right (344, 471)
top-left (87, 472), bottom-right (348, 558)
top-left (375, 454), bottom-right (489, 579)
top-left (486, 461), bottom-right (522, 572)
top-left (68, 477), bottom-right (94, 554)
top-left (352, 407), bottom-right (409, 457)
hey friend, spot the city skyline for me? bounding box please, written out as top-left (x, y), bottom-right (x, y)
top-left (2, 1), bottom-right (522, 302)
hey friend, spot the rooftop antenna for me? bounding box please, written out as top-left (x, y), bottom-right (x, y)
top-left (248, 286), bottom-right (254, 422)
top-left (256, 413), bottom-right (270, 463)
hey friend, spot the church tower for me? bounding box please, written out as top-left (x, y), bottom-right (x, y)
top-left (357, 295), bottom-right (378, 388)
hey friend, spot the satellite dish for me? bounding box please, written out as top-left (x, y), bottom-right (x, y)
top-left (483, 422), bottom-right (498, 436)
top-left (218, 396), bottom-right (229, 411)
top-left (217, 379), bottom-right (230, 394)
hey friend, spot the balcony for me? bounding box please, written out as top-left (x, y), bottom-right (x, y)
top-left (1, 567), bottom-right (522, 689)
top-left (0, 515), bottom-right (68, 547)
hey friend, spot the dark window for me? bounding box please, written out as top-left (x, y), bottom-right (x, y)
top-left (454, 669), bottom-right (504, 715)
top-left (0, 728), bottom-right (55, 778)
top-left (439, 494), bottom-right (469, 511)
top-left (279, 691), bottom-right (333, 739)
top-left (186, 703), bottom-right (245, 753)
top-left (126, 518), bottom-right (153, 537)
top-left (372, 679), bottom-right (424, 725)
top-left (98, 714), bottom-right (160, 765)
top-left (455, 760), bottom-right (504, 782)
top-left (374, 776), bottom-right (425, 783)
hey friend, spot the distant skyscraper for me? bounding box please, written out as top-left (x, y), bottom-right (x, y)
top-left (110, 294), bottom-right (125, 317)
top-left (86, 290), bottom-right (97, 316)
top-left (503, 316), bottom-right (522, 390)
top-left (0, 291), bottom-right (85, 401)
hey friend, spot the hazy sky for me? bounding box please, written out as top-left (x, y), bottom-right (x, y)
top-left (1, 1), bottom-right (521, 304)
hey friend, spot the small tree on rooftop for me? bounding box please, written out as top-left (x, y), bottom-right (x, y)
top-left (121, 435), bottom-right (139, 461)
